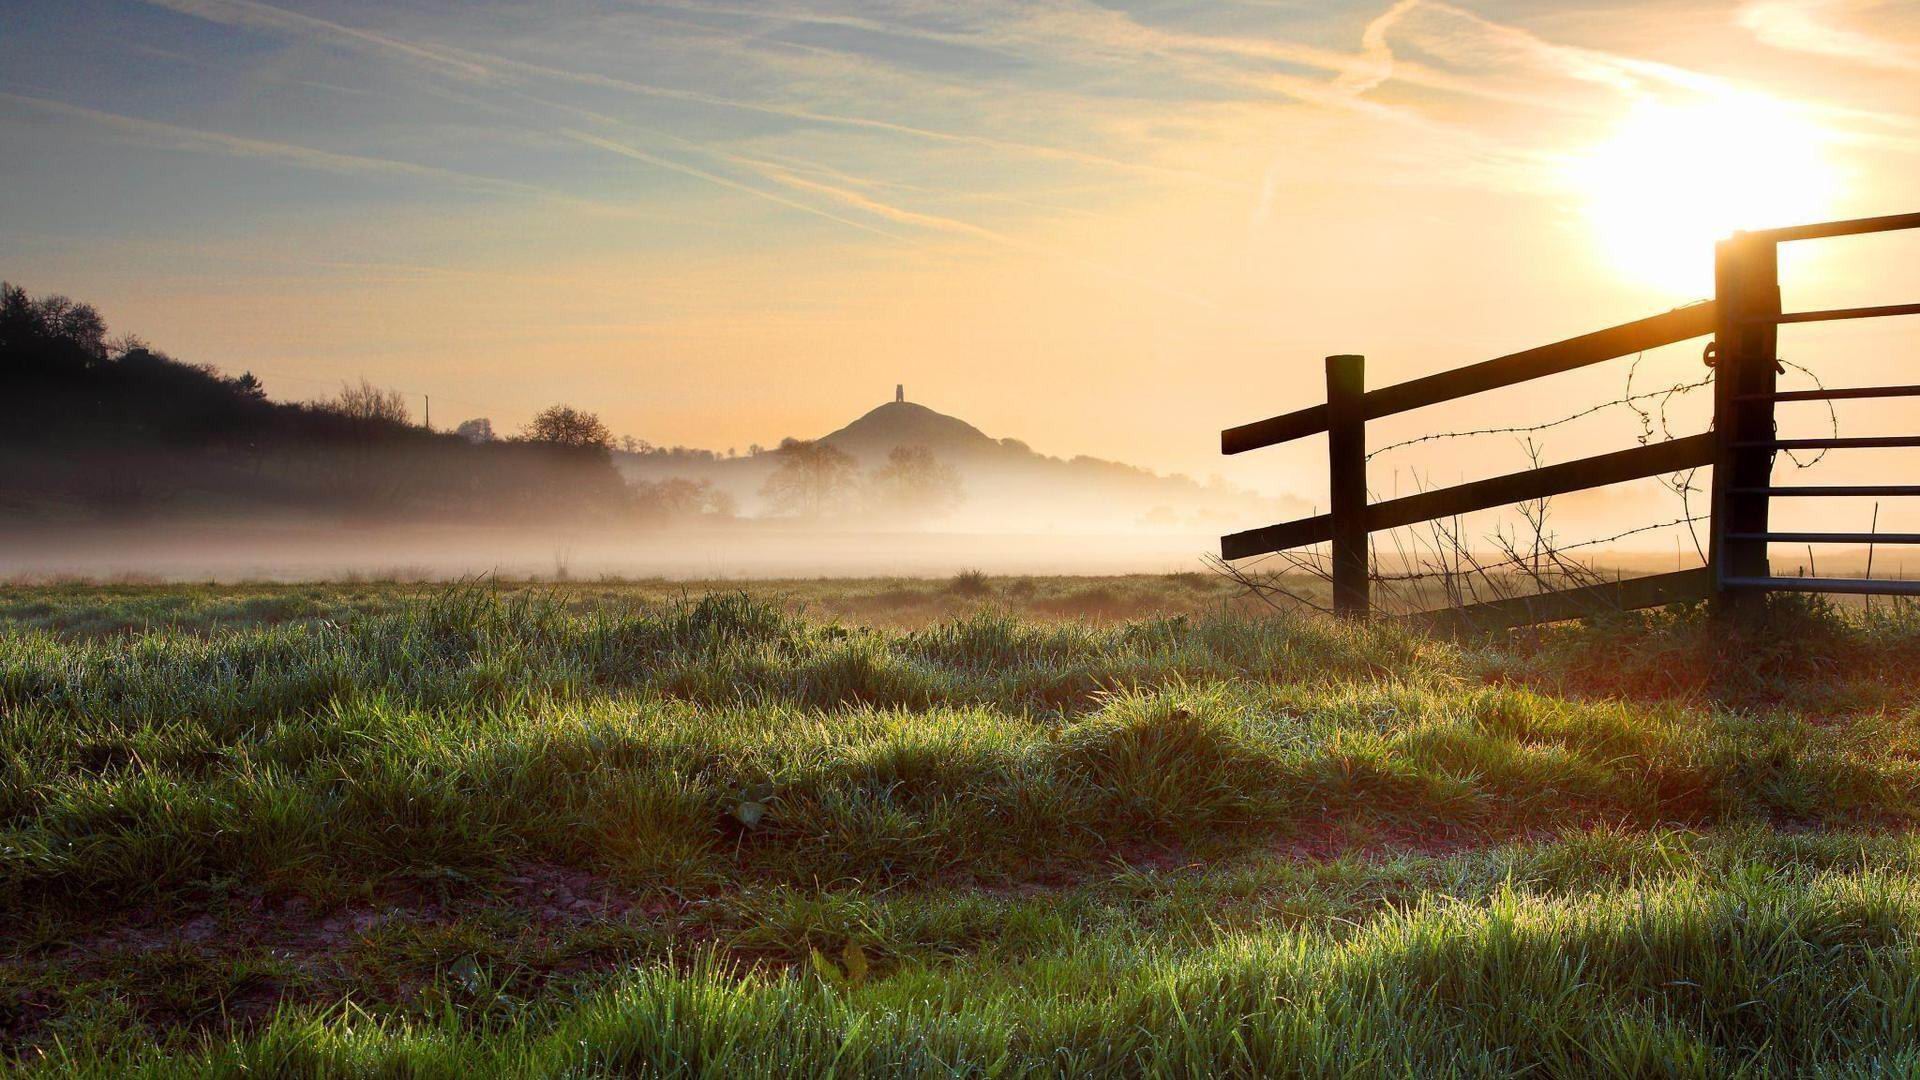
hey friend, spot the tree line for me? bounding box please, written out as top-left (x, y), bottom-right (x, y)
top-left (0, 283), bottom-right (718, 523)
top-left (2, 283), bottom-right (965, 526)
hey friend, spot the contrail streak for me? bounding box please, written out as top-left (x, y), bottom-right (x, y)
top-left (557, 128), bottom-right (912, 241)
top-left (0, 92), bottom-right (532, 195)
top-left (130, 0), bottom-right (1251, 193)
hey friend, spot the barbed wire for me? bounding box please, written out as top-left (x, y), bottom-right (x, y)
top-left (1219, 334), bottom-right (1846, 618)
top-left (1366, 360), bottom-right (1712, 461)
top-left (1361, 514), bottom-right (1709, 582)
top-left (1777, 358), bottom-right (1840, 469)
top-left (1231, 509), bottom-right (1706, 577)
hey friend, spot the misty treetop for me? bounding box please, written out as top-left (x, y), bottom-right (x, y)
top-left (755, 439), bottom-right (966, 521)
top-left (760, 439), bottom-right (861, 517)
top-left (870, 444), bottom-right (965, 518)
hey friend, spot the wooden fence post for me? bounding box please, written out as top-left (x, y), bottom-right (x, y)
top-left (1708, 234), bottom-right (1780, 615)
top-left (1326, 354), bottom-right (1369, 618)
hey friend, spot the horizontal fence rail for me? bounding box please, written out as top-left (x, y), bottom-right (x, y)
top-left (1729, 532), bottom-right (1920, 545)
top-left (1764, 303), bottom-right (1920, 325)
top-left (1734, 485), bottom-right (1920, 497)
top-left (1748, 211), bottom-right (1920, 243)
top-left (1220, 304), bottom-right (1717, 456)
top-left (1739, 436), bottom-right (1920, 450)
top-left (1219, 210), bottom-right (1920, 627)
top-left (1417, 569), bottom-right (1712, 635)
top-left (1221, 434), bottom-right (1713, 560)
top-left (1741, 385), bottom-right (1920, 403)
top-left (1723, 576), bottom-right (1920, 596)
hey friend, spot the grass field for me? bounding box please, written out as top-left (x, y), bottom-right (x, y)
top-left (7, 575), bottom-right (1920, 1075)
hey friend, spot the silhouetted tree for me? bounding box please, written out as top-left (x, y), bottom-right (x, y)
top-left (2, 282), bottom-right (107, 361)
top-left (325, 379), bottom-right (411, 425)
top-left (633, 477), bottom-right (734, 519)
top-left (869, 444), bottom-right (963, 518)
top-left (760, 439), bottom-right (858, 517)
top-left (456, 418), bottom-right (495, 443)
top-left (521, 404), bottom-right (612, 451)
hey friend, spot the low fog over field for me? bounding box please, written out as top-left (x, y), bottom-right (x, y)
top-left (0, 523), bottom-right (1230, 582)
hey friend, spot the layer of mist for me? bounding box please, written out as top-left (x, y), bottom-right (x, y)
top-left (0, 522), bottom-right (1221, 582)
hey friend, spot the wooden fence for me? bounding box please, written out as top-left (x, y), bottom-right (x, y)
top-left (1220, 211), bottom-right (1920, 628)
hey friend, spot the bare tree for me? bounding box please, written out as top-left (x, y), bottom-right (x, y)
top-left (633, 477), bottom-right (735, 519)
top-left (325, 379), bottom-right (411, 425)
top-left (868, 444), bottom-right (963, 519)
top-left (1, 284), bottom-right (108, 358)
top-left (760, 439), bottom-right (859, 517)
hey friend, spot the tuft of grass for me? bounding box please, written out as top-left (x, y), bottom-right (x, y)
top-left (945, 569), bottom-right (992, 598)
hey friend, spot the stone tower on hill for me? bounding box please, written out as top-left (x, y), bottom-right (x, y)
top-left (817, 393), bottom-right (1000, 465)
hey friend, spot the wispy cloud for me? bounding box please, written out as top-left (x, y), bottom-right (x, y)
top-left (557, 120), bottom-right (1215, 304)
top-left (1337, 0), bottom-right (1420, 95)
top-left (1739, 0), bottom-right (1920, 70)
top-left (556, 127), bottom-right (909, 240)
top-left (1337, 0), bottom-right (1917, 140)
top-left (139, 0), bottom-right (491, 78)
top-left (467, 45), bottom-right (1253, 194)
top-left (0, 92), bottom-right (727, 222)
top-left (1369, 0), bottom-right (1729, 98)
top-left (647, 0), bottom-right (1611, 116)
top-left (732, 152), bottom-right (1220, 306)
top-left (0, 91), bottom-right (530, 194)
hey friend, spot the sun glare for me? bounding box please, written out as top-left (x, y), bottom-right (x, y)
top-left (1567, 93), bottom-right (1841, 294)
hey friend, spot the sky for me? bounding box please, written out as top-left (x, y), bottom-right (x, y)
top-left (4, 0), bottom-right (1919, 519)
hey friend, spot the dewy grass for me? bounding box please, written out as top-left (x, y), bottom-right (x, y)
top-left (5, 581), bottom-right (1920, 1073)
top-left (41, 867), bottom-right (1920, 1077)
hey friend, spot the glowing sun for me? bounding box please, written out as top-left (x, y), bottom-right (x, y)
top-left (1566, 92), bottom-right (1842, 294)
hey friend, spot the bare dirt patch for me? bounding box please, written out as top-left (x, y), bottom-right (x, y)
top-left (1, 862), bottom-right (679, 1049)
